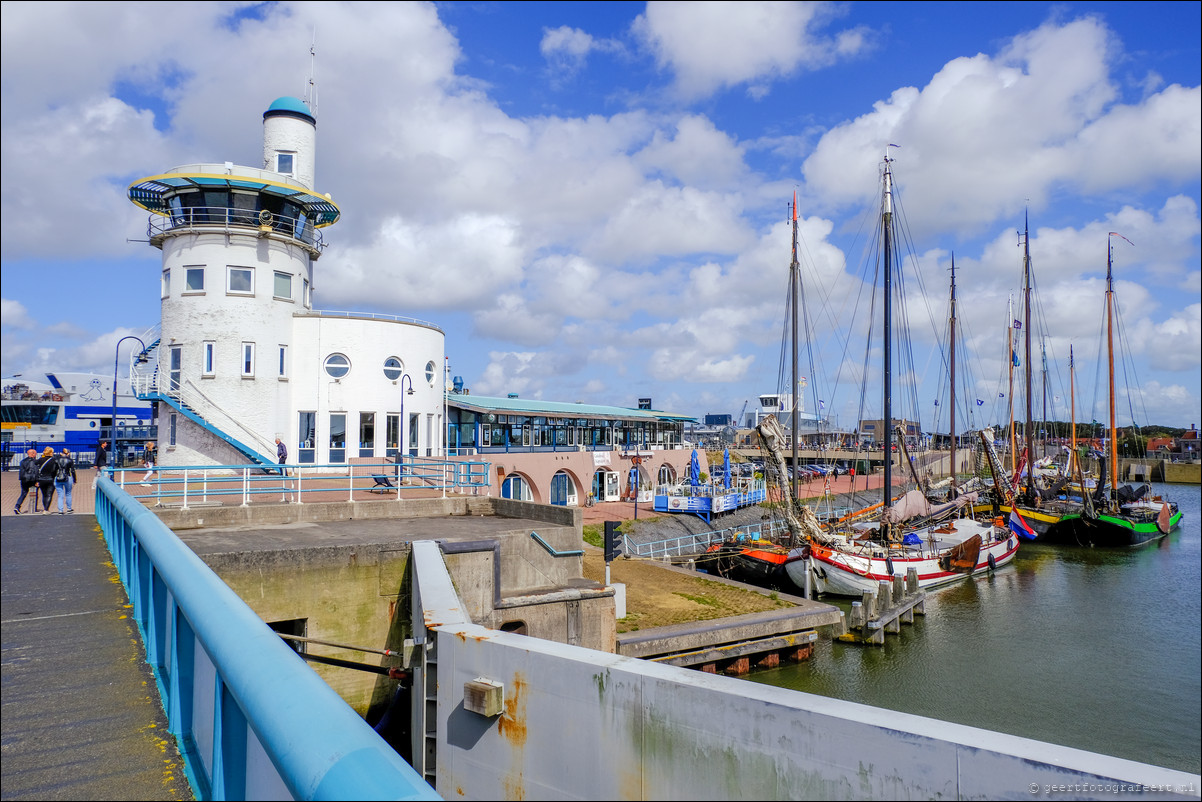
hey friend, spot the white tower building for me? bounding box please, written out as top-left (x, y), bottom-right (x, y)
top-left (128, 97), bottom-right (446, 468)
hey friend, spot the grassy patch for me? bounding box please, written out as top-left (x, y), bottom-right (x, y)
top-left (617, 611), bottom-right (644, 634)
top-left (674, 592), bottom-right (721, 607)
top-left (582, 524), bottom-right (604, 549)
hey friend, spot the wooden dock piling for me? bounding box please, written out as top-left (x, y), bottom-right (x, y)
top-left (839, 566), bottom-right (925, 645)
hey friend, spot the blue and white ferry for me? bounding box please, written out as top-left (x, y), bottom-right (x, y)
top-left (1, 372), bottom-right (155, 466)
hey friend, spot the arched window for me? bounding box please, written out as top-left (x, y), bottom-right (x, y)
top-left (324, 353), bottom-right (350, 378)
top-left (550, 471), bottom-right (575, 506)
top-left (383, 357), bottom-right (403, 381)
top-left (501, 474), bottom-right (532, 501)
top-left (425, 360), bottom-right (437, 385)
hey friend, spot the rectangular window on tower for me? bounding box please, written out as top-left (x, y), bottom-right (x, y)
top-left (185, 267), bottom-right (205, 293)
top-left (241, 342), bottom-right (255, 378)
top-left (161, 268), bottom-right (170, 298)
top-left (228, 266), bottom-right (254, 295)
top-left (276, 152), bottom-right (294, 175)
top-left (302, 278), bottom-right (310, 308)
top-left (278, 345), bottom-right (288, 379)
top-left (273, 271), bottom-right (292, 300)
top-left (202, 342), bottom-right (215, 377)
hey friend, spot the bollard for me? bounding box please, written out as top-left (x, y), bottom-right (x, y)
top-left (906, 566), bottom-right (919, 595)
top-left (892, 573), bottom-right (904, 599)
top-left (850, 600), bottom-right (864, 629)
top-left (861, 588), bottom-right (876, 620)
top-left (877, 579), bottom-right (892, 613)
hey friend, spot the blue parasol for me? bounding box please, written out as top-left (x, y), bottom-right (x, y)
top-left (689, 450), bottom-right (700, 487)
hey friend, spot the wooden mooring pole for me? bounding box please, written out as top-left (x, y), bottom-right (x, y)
top-left (839, 566), bottom-right (926, 645)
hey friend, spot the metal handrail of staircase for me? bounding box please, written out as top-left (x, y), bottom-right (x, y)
top-left (131, 361), bottom-right (277, 466)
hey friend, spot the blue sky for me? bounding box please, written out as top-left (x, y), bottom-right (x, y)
top-left (2, 1), bottom-right (1199, 433)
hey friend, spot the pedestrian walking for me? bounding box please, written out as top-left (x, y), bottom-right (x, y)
top-left (14, 448), bottom-right (39, 514)
top-left (275, 437), bottom-right (293, 501)
top-left (138, 450), bottom-right (155, 486)
top-left (53, 447), bottom-right (77, 514)
top-left (37, 446), bottom-right (57, 513)
top-left (93, 440), bottom-right (109, 488)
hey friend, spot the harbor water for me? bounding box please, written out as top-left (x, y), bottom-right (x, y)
top-left (746, 482), bottom-right (1201, 774)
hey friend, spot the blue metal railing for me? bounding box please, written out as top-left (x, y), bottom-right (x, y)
top-left (94, 475), bottom-right (440, 801)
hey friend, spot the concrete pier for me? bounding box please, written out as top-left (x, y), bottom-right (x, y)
top-left (0, 513), bottom-right (192, 801)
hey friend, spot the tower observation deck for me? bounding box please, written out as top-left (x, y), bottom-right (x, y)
top-left (127, 97), bottom-right (339, 258)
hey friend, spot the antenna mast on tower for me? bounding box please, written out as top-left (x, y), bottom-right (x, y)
top-left (304, 29), bottom-right (318, 116)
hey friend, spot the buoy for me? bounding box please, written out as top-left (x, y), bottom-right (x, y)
top-left (987, 552), bottom-right (997, 571)
top-left (885, 556), bottom-right (895, 576)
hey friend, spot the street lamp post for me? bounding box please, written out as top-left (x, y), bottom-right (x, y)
top-left (112, 336), bottom-right (147, 471)
top-left (398, 374), bottom-right (414, 480)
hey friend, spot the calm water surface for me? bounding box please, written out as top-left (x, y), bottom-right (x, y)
top-left (746, 482), bottom-right (1201, 774)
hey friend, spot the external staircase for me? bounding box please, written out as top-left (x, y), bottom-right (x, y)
top-left (130, 331), bottom-right (278, 468)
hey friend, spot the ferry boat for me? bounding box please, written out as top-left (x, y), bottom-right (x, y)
top-left (1, 372), bottom-right (155, 466)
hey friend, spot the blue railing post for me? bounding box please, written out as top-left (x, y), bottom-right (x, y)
top-left (92, 474), bottom-right (439, 801)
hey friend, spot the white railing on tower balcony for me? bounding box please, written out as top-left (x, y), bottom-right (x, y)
top-left (145, 206), bottom-right (326, 250)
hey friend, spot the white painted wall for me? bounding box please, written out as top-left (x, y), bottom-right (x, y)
top-left (158, 230), bottom-right (312, 466)
top-left (263, 110), bottom-right (316, 188)
top-left (289, 314), bottom-right (445, 463)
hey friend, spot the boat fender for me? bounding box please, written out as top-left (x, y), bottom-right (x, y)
top-left (987, 552), bottom-right (997, 571)
top-left (885, 556), bottom-right (895, 576)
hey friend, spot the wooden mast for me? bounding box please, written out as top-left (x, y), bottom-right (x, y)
top-left (882, 150), bottom-right (895, 522)
top-left (1022, 211), bottom-right (1033, 494)
top-left (1106, 235), bottom-right (1119, 505)
top-left (1069, 345), bottom-right (1077, 477)
top-left (790, 192), bottom-right (800, 504)
top-left (949, 254), bottom-right (958, 496)
top-left (1007, 295), bottom-right (1016, 474)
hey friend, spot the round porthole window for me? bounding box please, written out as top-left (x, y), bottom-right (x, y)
top-left (425, 360), bottom-right (436, 384)
top-left (383, 357), bottom-right (403, 381)
top-left (324, 353), bottom-right (351, 379)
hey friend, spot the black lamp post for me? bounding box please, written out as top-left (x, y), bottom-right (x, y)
top-left (398, 373), bottom-right (414, 474)
top-left (112, 336), bottom-right (147, 471)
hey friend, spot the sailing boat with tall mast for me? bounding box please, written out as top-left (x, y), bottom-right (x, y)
top-left (1046, 234), bottom-right (1182, 546)
top-left (974, 213), bottom-right (1076, 539)
top-left (776, 150), bottom-right (1017, 597)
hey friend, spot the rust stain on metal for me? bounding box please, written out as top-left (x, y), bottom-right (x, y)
top-left (502, 773), bottom-right (526, 800)
top-left (496, 672), bottom-right (528, 749)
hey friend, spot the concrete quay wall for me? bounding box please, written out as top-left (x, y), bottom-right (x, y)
top-left (180, 499), bottom-right (606, 718)
top-left (414, 543), bottom-right (1201, 801)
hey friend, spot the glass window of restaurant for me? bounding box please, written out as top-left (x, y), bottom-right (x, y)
top-left (359, 412), bottom-right (375, 458)
top-left (386, 414), bottom-right (400, 459)
top-left (298, 411), bottom-right (316, 463)
top-left (329, 413), bottom-right (346, 463)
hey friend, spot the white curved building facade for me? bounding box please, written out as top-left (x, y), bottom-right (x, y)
top-left (130, 97), bottom-right (446, 468)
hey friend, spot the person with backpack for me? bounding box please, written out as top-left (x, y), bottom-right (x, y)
top-left (37, 446), bottom-right (57, 513)
top-left (53, 447), bottom-right (77, 514)
top-left (13, 448), bottom-right (39, 514)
